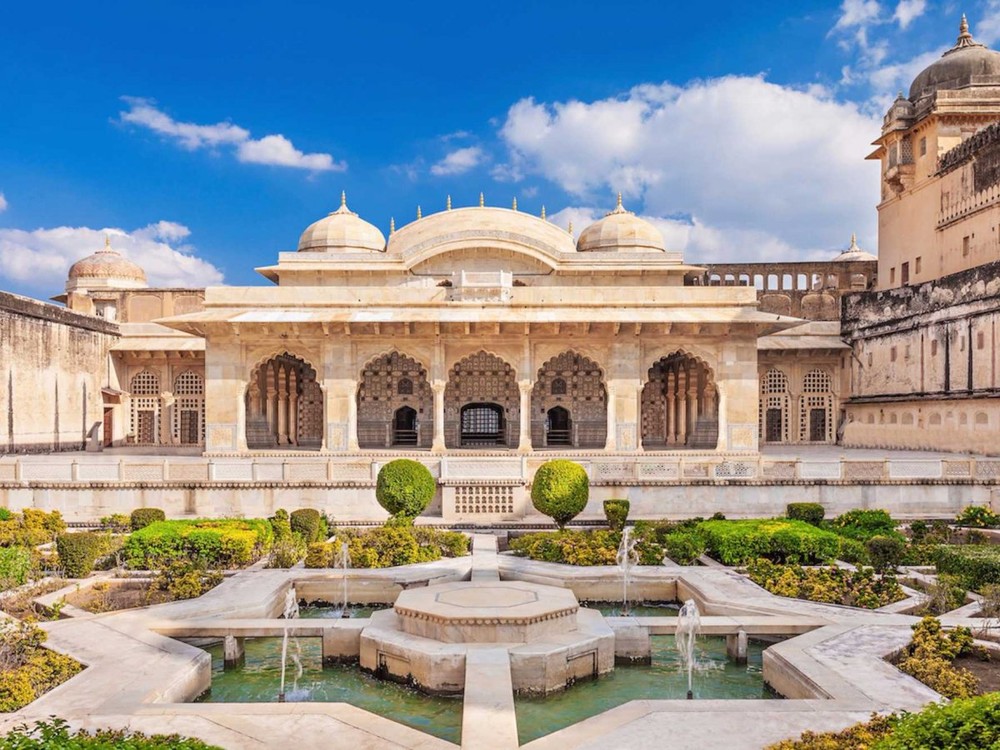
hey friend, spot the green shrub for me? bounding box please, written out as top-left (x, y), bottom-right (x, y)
top-left (0, 509), bottom-right (65, 548)
top-left (0, 621), bottom-right (82, 712)
top-left (698, 519), bottom-right (841, 565)
top-left (955, 504), bottom-right (1000, 529)
top-left (866, 534), bottom-right (906, 573)
top-left (766, 713), bottom-right (898, 749)
top-left (934, 545), bottom-right (1000, 592)
top-left (123, 519), bottom-right (273, 569)
top-left (603, 499), bottom-right (630, 532)
top-left (267, 534), bottom-right (307, 568)
top-left (786, 503), bottom-right (824, 526)
top-left (290, 509), bottom-right (324, 543)
top-left (412, 527), bottom-right (470, 557)
top-left (0, 508), bottom-right (13, 521)
top-left (0, 547), bottom-right (34, 589)
top-left (878, 693), bottom-right (1000, 750)
top-left (130, 508), bottom-right (166, 531)
top-left (0, 718), bottom-right (223, 749)
top-left (827, 509), bottom-right (901, 542)
top-left (269, 510), bottom-right (292, 543)
top-left (152, 560), bottom-right (222, 600)
top-left (304, 542), bottom-right (334, 568)
top-left (662, 531), bottom-right (705, 565)
top-left (746, 558), bottom-right (904, 609)
top-left (332, 525), bottom-right (468, 569)
top-left (920, 573), bottom-right (967, 616)
top-left (510, 530), bottom-right (618, 566)
top-left (375, 459), bottom-right (436, 521)
top-left (896, 616), bottom-right (978, 699)
top-left (836, 537), bottom-right (869, 565)
top-left (55, 532), bottom-right (108, 578)
top-left (531, 460), bottom-right (589, 529)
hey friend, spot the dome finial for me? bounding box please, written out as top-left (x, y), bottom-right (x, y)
top-left (390, 217), bottom-right (396, 234)
top-left (479, 192), bottom-right (485, 207)
top-left (341, 190), bottom-right (346, 207)
top-left (447, 195), bottom-right (452, 211)
top-left (416, 205), bottom-right (422, 220)
top-left (953, 13), bottom-right (982, 49)
top-left (568, 221), bottom-right (573, 236)
top-left (512, 197), bottom-right (518, 211)
top-left (540, 205), bottom-right (546, 220)
top-left (850, 232), bottom-right (858, 250)
top-left (102, 234), bottom-right (113, 252)
top-left (617, 192), bottom-right (623, 209)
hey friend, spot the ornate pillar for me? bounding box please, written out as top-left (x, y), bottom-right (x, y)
top-left (277, 365), bottom-right (289, 445)
top-left (248, 382), bottom-right (261, 417)
top-left (687, 364), bottom-right (699, 438)
top-left (161, 391), bottom-right (174, 445)
top-left (666, 369), bottom-right (676, 445)
top-left (346, 381), bottom-right (360, 451)
top-left (431, 381), bottom-right (446, 453)
top-left (517, 380), bottom-right (532, 453)
top-left (677, 368), bottom-right (688, 446)
top-left (604, 383), bottom-right (617, 451)
top-left (266, 363), bottom-right (278, 445)
top-left (288, 369), bottom-right (298, 446)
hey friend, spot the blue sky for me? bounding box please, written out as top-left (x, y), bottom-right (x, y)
top-left (0, 0), bottom-right (995, 295)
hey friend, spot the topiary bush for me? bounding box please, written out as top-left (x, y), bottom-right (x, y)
top-left (603, 499), bottom-right (630, 532)
top-left (130, 508), bottom-right (166, 531)
top-left (123, 519), bottom-right (274, 569)
top-left (698, 519), bottom-right (841, 565)
top-left (55, 532), bottom-right (108, 578)
top-left (531, 460), bottom-right (589, 529)
top-left (290, 508), bottom-right (326, 543)
top-left (866, 534), bottom-right (906, 573)
top-left (786, 502), bottom-right (825, 526)
top-left (375, 459), bottom-right (436, 522)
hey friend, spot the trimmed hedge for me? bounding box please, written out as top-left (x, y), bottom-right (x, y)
top-left (746, 558), bottom-right (904, 609)
top-left (290, 509), bottom-right (325, 543)
top-left (0, 719), bottom-right (222, 750)
top-left (123, 519), bottom-right (274, 569)
top-left (934, 544), bottom-right (1000, 592)
top-left (0, 621), bottom-right (82, 712)
top-left (304, 526), bottom-right (469, 569)
top-left (786, 502), bottom-right (824, 526)
top-left (375, 460), bottom-right (436, 520)
top-left (531, 460), bottom-right (589, 529)
top-left (0, 509), bottom-right (65, 547)
top-left (130, 508), bottom-right (166, 531)
top-left (55, 532), bottom-right (109, 578)
top-left (603, 499), bottom-right (629, 532)
top-left (0, 546), bottom-right (33, 589)
top-left (699, 519), bottom-right (841, 565)
top-left (827, 509), bottom-right (902, 542)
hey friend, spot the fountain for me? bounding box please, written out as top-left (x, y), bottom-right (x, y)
top-left (334, 540), bottom-right (351, 618)
top-left (278, 585), bottom-right (302, 702)
top-left (616, 526), bottom-right (640, 616)
top-left (676, 598), bottom-right (701, 699)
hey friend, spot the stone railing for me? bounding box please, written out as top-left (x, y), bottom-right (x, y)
top-left (2, 454), bottom-right (998, 485)
top-left (937, 182), bottom-right (1000, 227)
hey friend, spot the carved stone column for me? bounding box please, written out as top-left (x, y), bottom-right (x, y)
top-left (265, 368), bottom-right (278, 446)
top-left (431, 381), bottom-right (446, 453)
top-left (677, 368), bottom-right (688, 446)
top-left (277, 366), bottom-right (289, 445)
top-left (604, 382), bottom-right (617, 451)
top-left (517, 380), bottom-right (532, 453)
top-left (346, 381), bottom-right (360, 452)
top-left (666, 369), bottom-right (676, 445)
top-left (687, 364), bottom-right (699, 438)
top-left (288, 369), bottom-right (299, 446)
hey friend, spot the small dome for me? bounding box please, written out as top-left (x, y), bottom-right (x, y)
top-left (909, 16), bottom-right (1000, 100)
top-left (67, 236), bottom-right (147, 287)
top-left (832, 234), bottom-right (877, 262)
top-left (576, 194), bottom-right (665, 253)
top-left (298, 193), bottom-right (386, 253)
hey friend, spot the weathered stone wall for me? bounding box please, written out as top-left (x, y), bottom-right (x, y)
top-left (0, 291), bottom-right (118, 452)
top-left (841, 261), bottom-right (1000, 454)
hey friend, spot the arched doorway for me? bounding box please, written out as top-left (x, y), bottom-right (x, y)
top-left (245, 353), bottom-right (323, 450)
top-left (801, 369), bottom-right (834, 443)
top-left (459, 403), bottom-right (505, 446)
top-left (357, 352), bottom-right (432, 449)
top-left (393, 406), bottom-right (418, 446)
top-left (545, 406), bottom-right (571, 446)
top-left (531, 351), bottom-right (607, 448)
top-left (641, 352), bottom-right (718, 449)
top-left (130, 370), bottom-right (160, 445)
top-left (445, 352), bottom-right (519, 449)
top-left (172, 371), bottom-right (204, 445)
top-left (760, 368), bottom-right (790, 444)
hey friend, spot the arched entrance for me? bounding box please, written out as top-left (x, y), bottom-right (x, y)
top-left (245, 353), bottom-right (323, 450)
top-left (130, 370), bottom-right (160, 445)
top-left (801, 369), bottom-right (834, 443)
top-left (459, 403), bottom-right (505, 446)
top-left (172, 371), bottom-right (204, 445)
top-left (641, 352), bottom-right (718, 449)
top-left (760, 368), bottom-right (790, 444)
top-left (445, 352), bottom-right (519, 449)
top-left (357, 352), bottom-right (432, 449)
top-left (545, 406), bottom-right (572, 446)
top-left (531, 351), bottom-right (607, 449)
top-left (393, 406), bottom-right (419, 446)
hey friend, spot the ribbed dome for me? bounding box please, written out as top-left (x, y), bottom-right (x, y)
top-left (68, 236), bottom-right (147, 285)
top-left (577, 194), bottom-right (665, 253)
top-left (298, 193), bottom-right (386, 253)
top-left (832, 234), bottom-right (877, 262)
top-left (909, 16), bottom-right (1000, 100)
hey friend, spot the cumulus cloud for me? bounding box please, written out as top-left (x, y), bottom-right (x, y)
top-left (893, 0), bottom-right (926, 29)
top-left (0, 193), bottom-right (6, 213)
top-left (834, 0), bottom-right (882, 31)
top-left (119, 97), bottom-right (345, 172)
top-left (430, 146), bottom-right (485, 176)
top-left (0, 221), bottom-right (224, 293)
top-left (498, 76), bottom-right (880, 260)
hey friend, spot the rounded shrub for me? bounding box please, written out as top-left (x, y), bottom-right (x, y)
top-left (603, 499), bottom-right (630, 532)
top-left (866, 534), bottom-right (906, 573)
top-left (304, 542), bottom-right (334, 569)
top-left (375, 459), bottom-right (436, 521)
top-left (290, 508), bottom-right (323, 542)
top-left (531, 460), bottom-right (589, 529)
top-left (786, 502), bottom-right (825, 526)
top-left (56, 532), bottom-right (106, 578)
top-left (130, 508), bottom-right (166, 531)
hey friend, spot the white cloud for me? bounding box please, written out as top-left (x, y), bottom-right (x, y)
top-left (0, 221), bottom-right (224, 293)
top-left (119, 97), bottom-right (345, 172)
top-left (498, 76), bottom-right (880, 260)
top-left (0, 193), bottom-right (6, 213)
top-left (430, 146), bottom-right (485, 176)
top-left (834, 0), bottom-right (882, 31)
top-left (976, 2), bottom-right (1000, 45)
top-left (893, 0), bottom-right (926, 29)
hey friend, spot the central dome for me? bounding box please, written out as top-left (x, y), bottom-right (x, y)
top-left (298, 193), bottom-right (386, 253)
top-left (577, 194), bottom-right (665, 253)
top-left (909, 16), bottom-right (1000, 100)
top-left (67, 236), bottom-right (147, 290)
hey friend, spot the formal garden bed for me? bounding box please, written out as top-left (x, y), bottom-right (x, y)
top-left (0, 619), bottom-right (82, 712)
top-left (0, 719), bottom-right (221, 749)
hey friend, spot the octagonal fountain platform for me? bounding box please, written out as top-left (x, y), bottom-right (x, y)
top-left (360, 580), bottom-right (614, 694)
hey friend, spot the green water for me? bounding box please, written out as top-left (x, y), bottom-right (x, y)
top-left (582, 601), bottom-right (680, 617)
top-left (196, 635), bottom-right (772, 747)
top-left (298, 603), bottom-right (389, 619)
top-left (515, 635), bottom-right (776, 745)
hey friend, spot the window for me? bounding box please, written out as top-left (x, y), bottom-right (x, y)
top-left (397, 377), bottom-right (413, 395)
top-left (960, 336), bottom-right (966, 352)
top-left (867, 352), bottom-right (873, 367)
top-left (931, 339), bottom-right (938, 357)
top-left (890, 267), bottom-right (896, 284)
top-left (920, 137), bottom-right (927, 156)
top-left (901, 262), bottom-right (910, 285)
top-left (905, 344), bottom-right (911, 359)
top-left (978, 331), bottom-right (986, 350)
top-left (963, 236), bottom-right (971, 257)
top-left (550, 377), bottom-right (567, 395)
top-left (891, 346), bottom-right (898, 362)
top-left (915, 256), bottom-right (922, 274)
